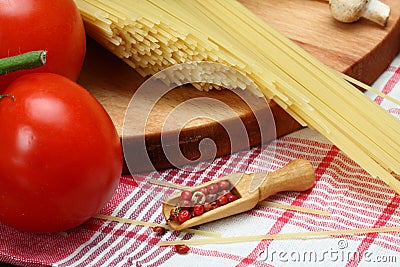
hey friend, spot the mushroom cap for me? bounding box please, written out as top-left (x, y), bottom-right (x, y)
top-left (329, 0), bottom-right (368, 23)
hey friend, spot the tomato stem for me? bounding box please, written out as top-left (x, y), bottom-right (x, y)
top-left (0, 50), bottom-right (47, 75)
top-left (0, 94), bottom-right (15, 101)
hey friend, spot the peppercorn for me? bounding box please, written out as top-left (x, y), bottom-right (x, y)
top-left (207, 183), bottom-right (219, 194)
top-left (217, 180), bottom-right (231, 190)
top-left (217, 195), bottom-right (228, 206)
top-left (153, 226), bottom-right (166, 236)
top-left (193, 204), bottom-right (205, 216)
top-left (175, 244), bottom-right (190, 254)
top-left (178, 209), bottom-right (192, 223)
top-left (180, 190), bottom-right (193, 201)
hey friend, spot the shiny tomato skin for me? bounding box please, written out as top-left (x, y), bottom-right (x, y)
top-left (0, 0), bottom-right (86, 91)
top-left (0, 73), bottom-right (122, 233)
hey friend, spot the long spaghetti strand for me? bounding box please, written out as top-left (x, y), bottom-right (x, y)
top-left (73, 0), bottom-right (400, 194)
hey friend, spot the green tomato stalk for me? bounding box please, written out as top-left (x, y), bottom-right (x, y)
top-left (0, 50), bottom-right (47, 75)
top-left (0, 50), bottom-right (47, 99)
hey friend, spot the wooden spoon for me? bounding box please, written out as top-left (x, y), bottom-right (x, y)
top-left (162, 159), bottom-right (315, 230)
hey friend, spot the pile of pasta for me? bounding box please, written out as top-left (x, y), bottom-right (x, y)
top-left (74, 0), bottom-right (400, 193)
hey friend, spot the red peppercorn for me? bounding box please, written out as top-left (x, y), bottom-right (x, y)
top-left (180, 190), bottom-right (193, 201)
top-left (175, 244), bottom-right (190, 254)
top-left (169, 208), bottom-right (180, 222)
top-left (218, 189), bottom-right (230, 196)
top-left (197, 187), bottom-right (208, 195)
top-left (204, 202), bottom-right (212, 212)
top-left (207, 183), bottom-right (219, 194)
top-left (206, 193), bottom-right (217, 203)
top-left (178, 209), bottom-right (192, 223)
top-left (218, 180), bottom-right (231, 190)
top-left (210, 202), bottom-right (220, 210)
top-left (179, 199), bottom-right (192, 209)
top-left (169, 215), bottom-right (178, 222)
top-left (193, 204), bottom-right (205, 216)
top-left (217, 195), bottom-right (228, 206)
top-left (227, 192), bottom-right (238, 203)
top-left (153, 226), bottom-right (166, 236)
top-left (191, 191), bottom-right (206, 205)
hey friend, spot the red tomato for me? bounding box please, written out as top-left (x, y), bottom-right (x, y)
top-left (0, 0), bottom-right (86, 91)
top-left (0, 73), bottom-right (122, 233)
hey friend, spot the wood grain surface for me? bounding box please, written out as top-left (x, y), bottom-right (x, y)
top-left (240, 0), bottom-right (400, 85)
top-left (78, 0), bottom-right (400, 173)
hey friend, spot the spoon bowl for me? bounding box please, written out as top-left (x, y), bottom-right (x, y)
top-left (162, 159), bottom-right (315, 230)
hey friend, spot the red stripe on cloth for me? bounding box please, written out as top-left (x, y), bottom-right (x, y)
top-left (344, 194), bottom-right (400, 267)
top-left (172, 170), bottom-right (191, 186)
top-left (0, 223), bottom-right (95, 267)
top-left (374, 66), bottom-right (400, 105)
top-left (99, 177), bottom-right (139, 215)
top-left (314, 146), bottom-right (340, 181)
top-left (236, 146), bottom-right (340, 266)
top-left (120, 175), bottom-right (139, 187)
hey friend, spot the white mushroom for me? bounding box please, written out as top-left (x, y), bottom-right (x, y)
top-left (329, 0), bottom-right (390, 26)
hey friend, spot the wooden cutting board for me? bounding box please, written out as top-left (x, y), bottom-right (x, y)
top-left (78, 0), bottom-right (400, 173)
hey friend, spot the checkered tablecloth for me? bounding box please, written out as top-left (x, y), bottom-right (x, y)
top-left (1, 53), bottom-right (399, 267)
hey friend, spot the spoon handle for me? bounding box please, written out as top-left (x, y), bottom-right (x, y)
top-left (255, 159), bottom-right (315, 201)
